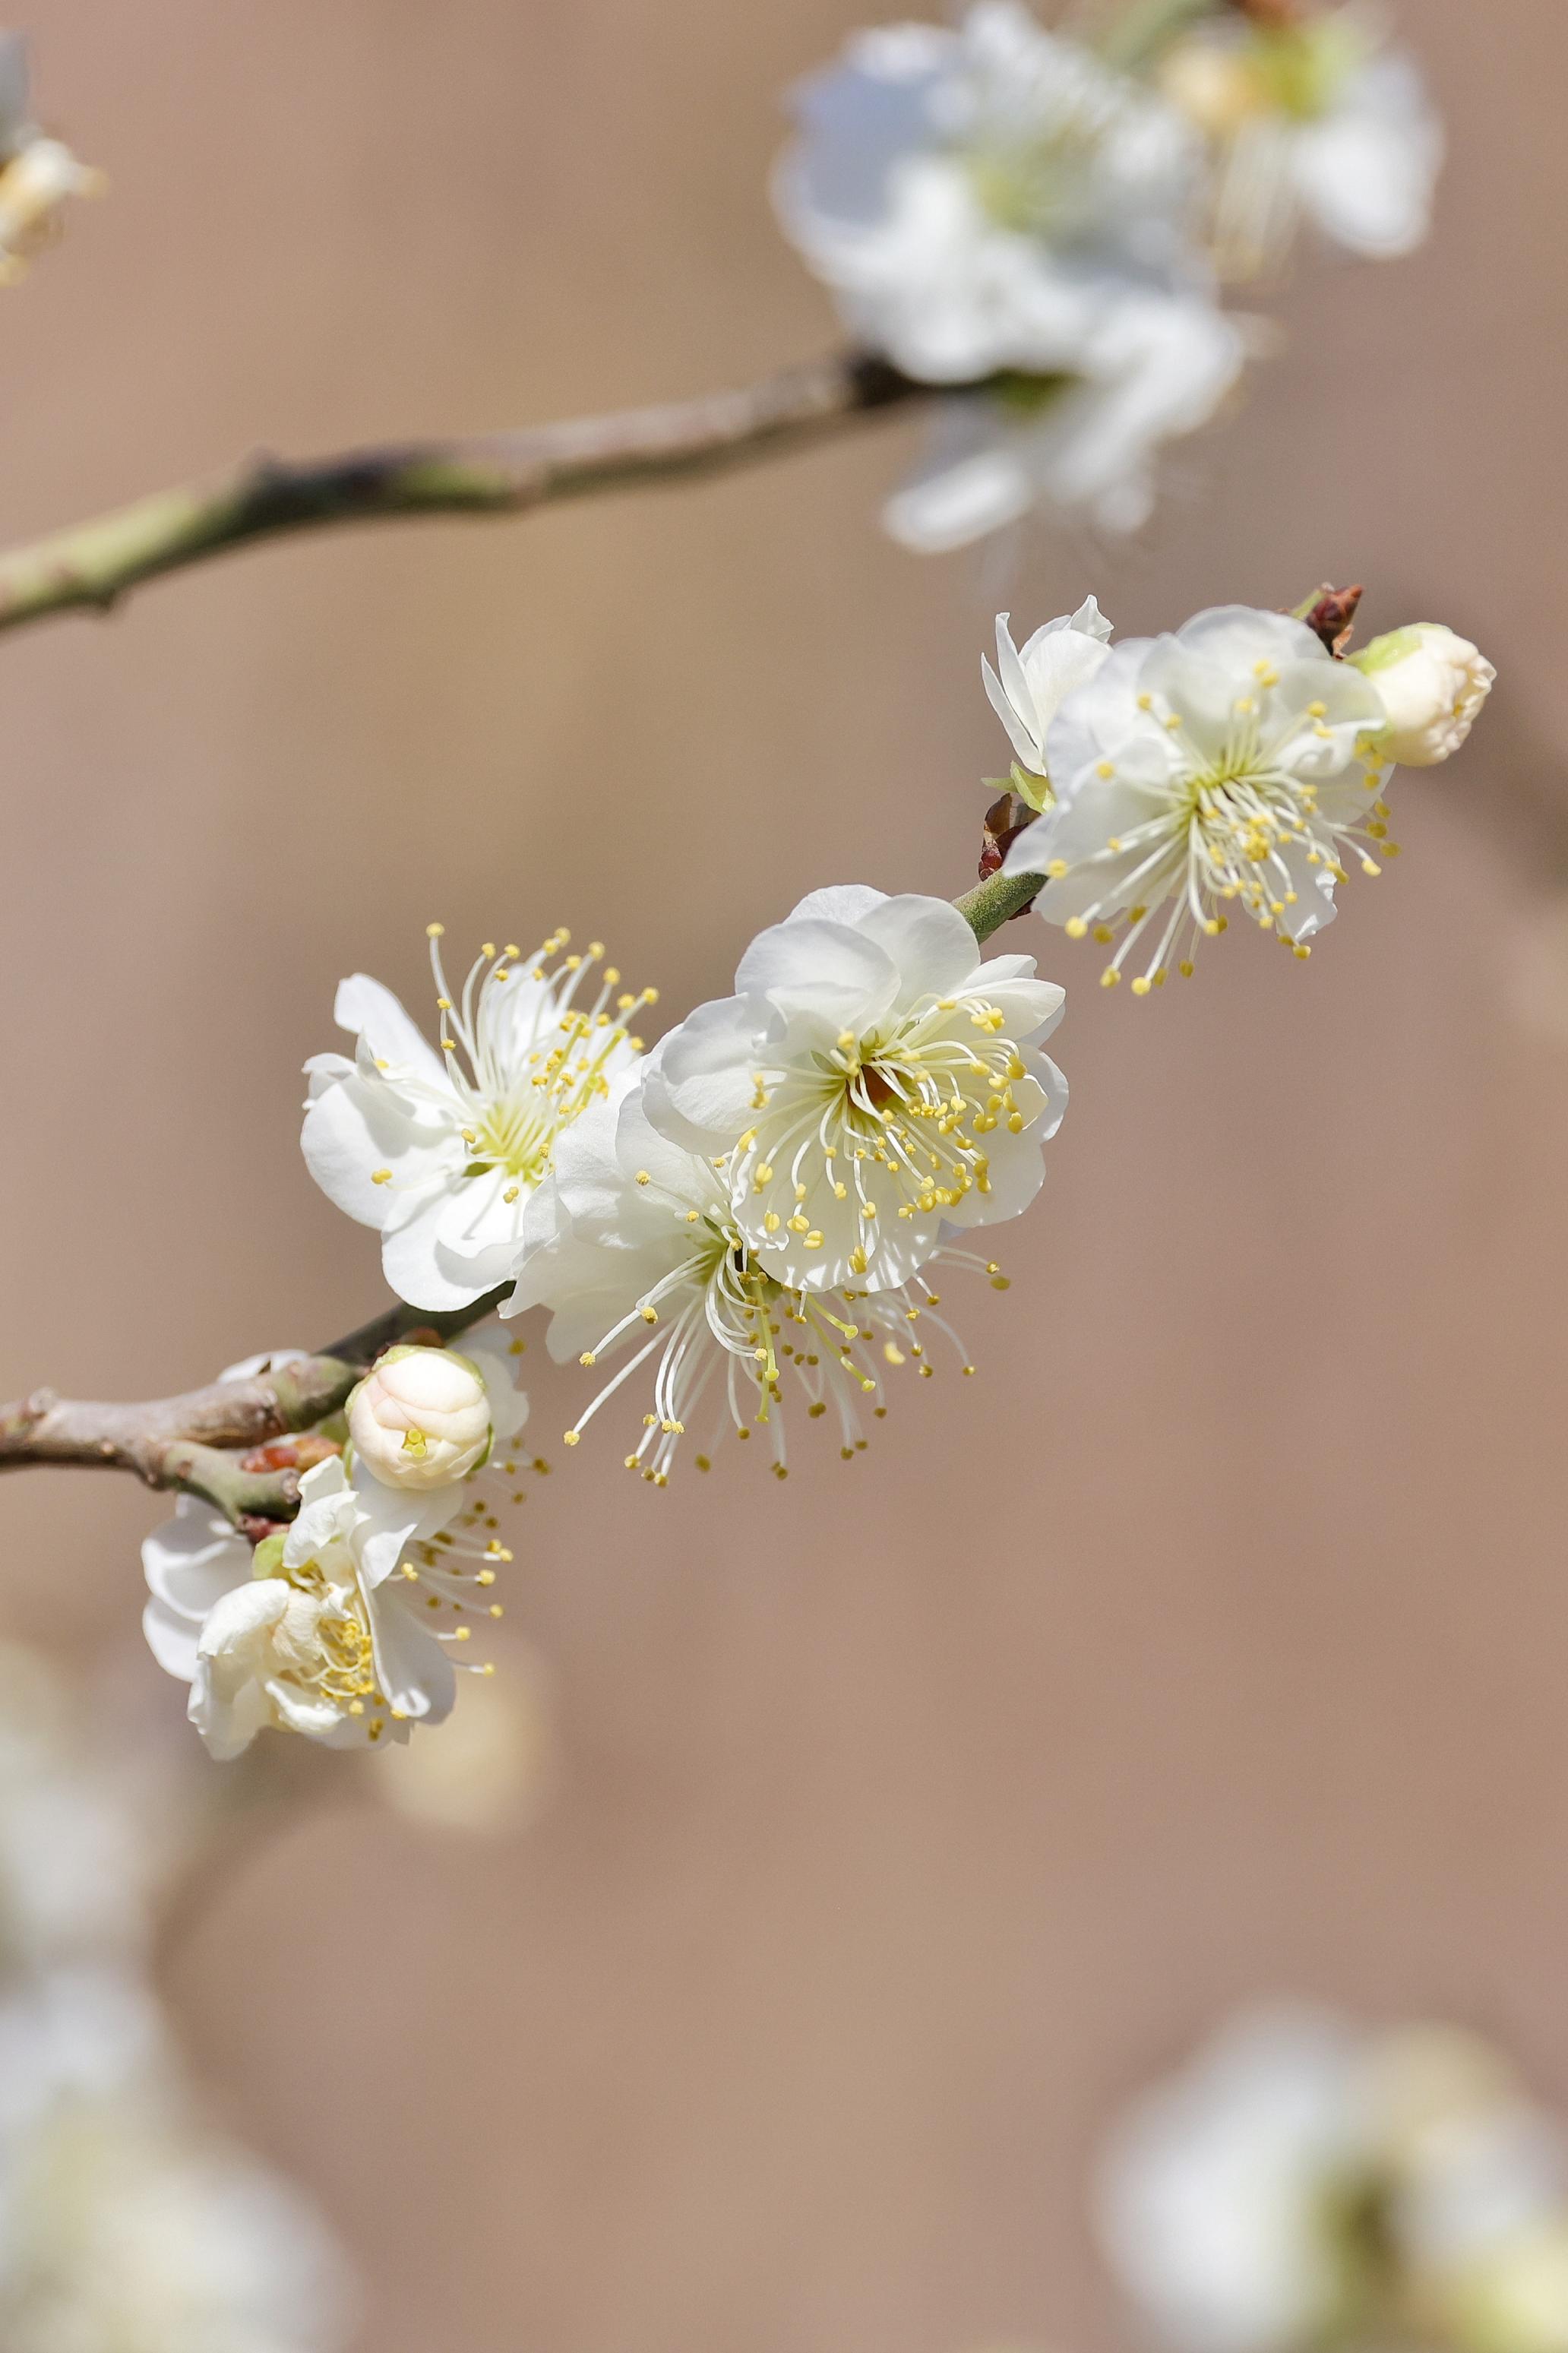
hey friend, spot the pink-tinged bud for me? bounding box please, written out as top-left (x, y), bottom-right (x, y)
top-left (348, 1346), bottom-right (492, 1490)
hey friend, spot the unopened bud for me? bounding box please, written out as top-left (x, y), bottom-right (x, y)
top-left (1352, 624), bottom-right (1495, 767)
top-left (349, 1345), bottom-right (492, 1490)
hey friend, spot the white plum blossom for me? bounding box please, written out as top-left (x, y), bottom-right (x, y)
top-left (508, 1067), bottom-right (991, 1483)
top-left (302, 927), bottom-right (656, 1312)
top-left (1002, 602), bottom-right (1393, 988)
top-left (776, 3), bottom-right (1242, 546)
top-left (0, 35), bottom-right (101, 283)
top-left (1097, 2005), bottom-right (1568, 2353)
top-left (1352, 623), bottom-right (1496, 768)
top-left (1160, 8), bottom-right (1443, 280)
top-left (985, 596), bottom-right (1114, 795)
top-left (885, 292), bottom-right (1244, 549)
top-left (642, 887), bottom-right (1066, 1296)
top-left (347, 1339), bottom-right (528, 1492)
top-left (143, 1447), bottom-right (517, 1760)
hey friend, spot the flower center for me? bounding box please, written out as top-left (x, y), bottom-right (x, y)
top-left (965, 119), bottom-right (1104, 239)
top-left (286, 1560), bottom-right (383, 1720)
top-left (468, 1095), bottom-right (551, 1181)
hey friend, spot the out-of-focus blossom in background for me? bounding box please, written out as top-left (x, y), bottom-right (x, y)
top-left (775, 1), bottom-right (1441, 548)
top-left (373, 1636), bottom-right (556, 1836)
top-left (776, 2), bottom-right (1242, 544)
top-left (1097, 2004), bottom-right (1568, 2353)
top-left (0, 32), bottom-right (100, 283)
top-left (1159, 8), bottom-right (1442, 282)
top-left (0, 1646), bottom-right (356, 2349)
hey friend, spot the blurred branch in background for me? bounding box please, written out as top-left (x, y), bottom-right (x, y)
top-left (0, 353), bottom-right (938, 636)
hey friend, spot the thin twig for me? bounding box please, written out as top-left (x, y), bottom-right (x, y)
top-left (0, 353), bottom-right (934, 637)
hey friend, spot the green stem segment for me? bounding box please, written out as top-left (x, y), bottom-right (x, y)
top-left (953, 868), bottom-right (1045, 942)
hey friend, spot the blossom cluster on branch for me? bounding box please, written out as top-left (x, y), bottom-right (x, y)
top-left (121, 587), bottom-right (1492, 1763)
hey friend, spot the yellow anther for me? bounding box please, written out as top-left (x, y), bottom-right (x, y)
top-left (1065, 917), bottom-right (1088, 940)
top-left (425, 922), bottom-right (444, 938)
top-left (564, 1431), bottom-right (581, 1446)
top-left (371, 1167), bottom-right (392, 1185)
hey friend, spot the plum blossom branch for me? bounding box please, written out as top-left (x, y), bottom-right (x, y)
top-left (0, 353), bottom-right (937, 637)
top-left (0, 864), bottom-right (1038, 1518)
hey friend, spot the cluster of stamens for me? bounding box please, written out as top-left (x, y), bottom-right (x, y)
top-left (732, 992), bottom-right (1039, 1267)
top-left (367, 928), bottom-right (657, 1204)
top-left (1044, 669), bottom-right (1394, 993)
top-left (560, 1162), bottom-right (1007, 1482)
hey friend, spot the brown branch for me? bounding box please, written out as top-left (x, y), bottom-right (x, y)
top-left (0, 353), bottom-right (934, 637)
top-left (0, 1286), bottom-right (508, 1522)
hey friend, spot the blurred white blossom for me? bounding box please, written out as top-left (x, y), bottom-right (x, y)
top-left (1098, 2004), bottom-right (1568, 2353)
top-left (776, 3), bottom-right (1241, 544)
top-left (1160, 8), bottom-right (1442, 280)
top-left (302, 930), bottom-right (655, 1311)
top-left (642, 887), bottom-right (1067, 1294)
top-left (0, 1653), bottom-right (354, 2351)
top-left (373, 1639), bottom-right (555, 1835)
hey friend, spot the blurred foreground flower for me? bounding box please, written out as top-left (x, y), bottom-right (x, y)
top-left (1098, 2004), bottom-right (1568, 2353)
top-left (0, 33), bottom-right (100, 282)
top-left (0, 1974), bottom-right (353, 2353)
top-left (0, 1648), bottom-right (355, 2351)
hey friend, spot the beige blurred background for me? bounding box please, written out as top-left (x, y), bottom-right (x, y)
top-left (2, 2), bottom-right (1566, 2347)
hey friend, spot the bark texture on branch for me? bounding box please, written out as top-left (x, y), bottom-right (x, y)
top-left (0, 353), bottom-right (932, 636)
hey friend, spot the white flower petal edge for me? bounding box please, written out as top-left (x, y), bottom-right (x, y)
top-left (1004, 602), bottom-right (1393, 987)
top-left (640, 887), bottom-right (1066, 1295)
top-left (985, 596), bottom-right (1114, 783)
top-left (301, 928), bottom-right (656, 1311)
top-left (508, 1065), bottom-right (1000, 1483)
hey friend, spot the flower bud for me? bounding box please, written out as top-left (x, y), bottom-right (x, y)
top-left (1352, 623), bottom-right (1495, 767)
top-left (348, 1346), bottom-right (493, 1490)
